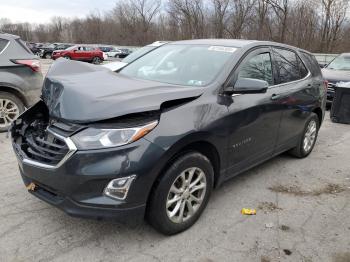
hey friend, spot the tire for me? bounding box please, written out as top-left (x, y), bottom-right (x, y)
top-left (289, 113), bottom-right (319, 158)
top-left (92, 57), bottom-right (102, 64)
top-left (114, 54), bottom-right (120, 58)
top-left (0, 92), bottom-right (25, 132)
top-left (44, 53), bottom-right (52, 59)
top-left (147, 152), bottom-right (214, 235)
top-left (63, 56), bottom-right (71, 60)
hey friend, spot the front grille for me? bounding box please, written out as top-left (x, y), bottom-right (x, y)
top-left (22, 128), bottom-right (69, 165)
top-left (327, 83), bottom-right (336, 92)
top-left (11, 101), bottom-right (80, 168)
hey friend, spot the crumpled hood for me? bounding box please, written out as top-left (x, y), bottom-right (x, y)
top-left (42, 59), bottom-right (204, 123)
top-left (322, 68), bottom-right (350, 83)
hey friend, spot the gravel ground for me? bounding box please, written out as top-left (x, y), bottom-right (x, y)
top-left (0, 60), bottom-right (349, 262)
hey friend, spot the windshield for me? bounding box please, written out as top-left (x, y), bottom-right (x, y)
top-left (120, 44), bottom-right (237, 86)
top-left (326, 55), bottom-right (350, 70)
top-left (123, 46), bottom-right (155, 63)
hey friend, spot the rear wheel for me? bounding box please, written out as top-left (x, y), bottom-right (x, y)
top-left (92, 57), bottom-right (102, 64)
top-left (44, 53), bottom-right (52, 59)
top-left (0, 92), bottom-right (24, 132)
top-left (289, 113), bottom-right (319, 158)
top-left (147, 152), bottom-right (213, 235)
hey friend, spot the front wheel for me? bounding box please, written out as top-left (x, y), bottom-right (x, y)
top-left (289, 113), bottom-right (319, 158)
top-left (63, 56), bottom-right (71, 60)
top-left (147, 152), bottom-right (213, 235)
top-left (44, 53), bottom-right (52, 59)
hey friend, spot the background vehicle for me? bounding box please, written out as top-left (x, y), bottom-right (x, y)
top-left (26, 42), bottom-right (40, 56)
top-left (0, 33), bottom-right (43, 131)
top-left (11, 40), bottom-right (325, 234)
top-left (38, 43), bottom-right (59, 59)
top-left (100, 46), bottom-right (122, 58)
top-left (321, 53), bottom-right (350, 105)
top-left (52, 45), bottom-right (104, 64)
top-left (103, 41), bottom-right (168, 71)
top-left (115, 48), bottom-right (131, 58)
top-left (41, 43), bottom-right (73, 59)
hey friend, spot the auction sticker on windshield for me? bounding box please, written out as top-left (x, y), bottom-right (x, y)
top-left (208, 46), bottom-right (237, 53)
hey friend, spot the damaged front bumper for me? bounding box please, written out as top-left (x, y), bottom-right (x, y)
top-left (11, 101), bottom-right (165, 224)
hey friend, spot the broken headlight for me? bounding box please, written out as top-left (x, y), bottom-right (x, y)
top-left (71, 121), bottom-right (158, 150)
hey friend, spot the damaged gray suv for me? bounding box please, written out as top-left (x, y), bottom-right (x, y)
top-left (11, 40), bottom-right (326, 235)
top-left (0, 33), bottom-right (43, 131)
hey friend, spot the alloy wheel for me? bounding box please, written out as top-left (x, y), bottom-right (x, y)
top-left (166, 167), bottom-right (207, 223)
top-left (0, 98), bottom-right (20, 129)
top-left (303, 119), bottom-right (317, 153)
top-left (93, 57), bottom-right (101, 64)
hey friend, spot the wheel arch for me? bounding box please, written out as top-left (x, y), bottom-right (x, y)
top-left (312, 107), bottom-right (323, 126)
top-left (0, 85), bottom-right (27, 107)
top-left (145, 135), bottom-right (223, 212)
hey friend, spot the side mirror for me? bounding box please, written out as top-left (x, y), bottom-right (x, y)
top-left (229, 78), bottom-right (268, 94)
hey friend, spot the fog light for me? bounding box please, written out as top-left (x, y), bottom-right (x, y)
top-left (104, 175), bottom-right (136, 200)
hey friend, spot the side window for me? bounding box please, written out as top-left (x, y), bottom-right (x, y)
top-left (0, 39), bottom-right (9, 53)
top-left (298, 55), bottom-right (309, 78)
top-left (15, 39), bottom-right (31, 54)
top-left (274, 48), bottom-right (305, 83)
top-left (238, 52), bottom-right (273, 85)
top-left (300, 52), bottom-right (321, 77)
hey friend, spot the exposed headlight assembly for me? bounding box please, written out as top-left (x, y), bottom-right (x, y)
top-left (71, 121), bottom-right (158, 150)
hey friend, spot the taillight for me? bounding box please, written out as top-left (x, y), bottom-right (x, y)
top-left (324, 80), bottom-right (328, 91)
top-left (13, 59), bottom-right (41, 72)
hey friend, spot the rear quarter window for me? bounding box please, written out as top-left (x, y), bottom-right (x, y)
top-left (299, 52), bottom-right (322, 77)
top-left (0, 38), bottom-right (10, 53)
top-left (15, 38), bottom-right (32, 54)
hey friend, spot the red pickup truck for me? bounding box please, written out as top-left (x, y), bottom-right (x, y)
top-left (52, 45), bottom-right (104, 64)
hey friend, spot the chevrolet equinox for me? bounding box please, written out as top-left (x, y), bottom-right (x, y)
top-left (11, 40), bottom-right (326, 235)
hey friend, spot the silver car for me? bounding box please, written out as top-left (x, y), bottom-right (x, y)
top-left (0, 33), bottom-right (43, 131)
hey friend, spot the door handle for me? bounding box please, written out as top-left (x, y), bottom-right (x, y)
top-left (271, 94), bottom-right (281, 100)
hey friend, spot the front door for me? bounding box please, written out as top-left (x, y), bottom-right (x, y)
top-left (225, 47), bottom-right (282, 177)
top-left (73, 46), bottom-right (86, 60)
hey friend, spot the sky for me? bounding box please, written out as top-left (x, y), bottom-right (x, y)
top-left (0, 0), bottom-right (117, 24)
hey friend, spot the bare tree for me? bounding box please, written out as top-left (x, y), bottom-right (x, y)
top-left (2, 0), bottom-right (350, 53)
top-left (225, 0), bottom-right (256, 39)
top-left (168, 0), bottom-right (207, 39)
top-left (264, 0), bottom-right (290, 42)
top-left (320, 0), bottom-right (349, 52)
top-left (211, 0), bottom-right (230, 38)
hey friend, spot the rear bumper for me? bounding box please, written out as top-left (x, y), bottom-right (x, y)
top-left (24, 88), bottom-right (41, 107)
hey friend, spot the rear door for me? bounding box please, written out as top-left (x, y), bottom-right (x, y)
top-left (271, 47), bottom-right (318, 152)
top-left (225, 47), bottom-right (282, 176)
